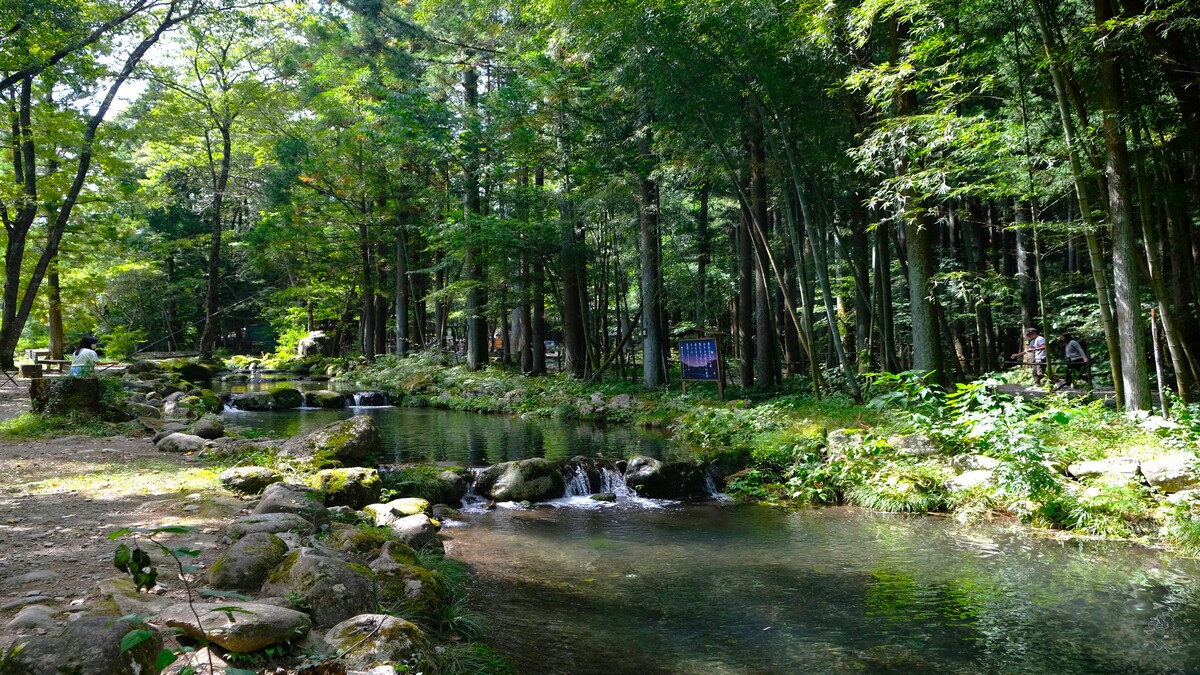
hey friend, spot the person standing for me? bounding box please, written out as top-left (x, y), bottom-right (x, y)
top-left (1058, 333), bottom-right (1089, 389)
top-left (68, 336), bottom-right (100, 377)
top-left (1012, 328), bottom-right (1046, 385)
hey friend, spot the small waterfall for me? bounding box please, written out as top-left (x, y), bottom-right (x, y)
top-left (460, 468), bottom-right (490, 511)
top-left (599, 466), bottom-right (633, 497)
top-left (563, 465), bottom-right (592, 498)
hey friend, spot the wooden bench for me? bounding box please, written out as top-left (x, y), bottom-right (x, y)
top-left (38, 359), bottom-right (71, 373)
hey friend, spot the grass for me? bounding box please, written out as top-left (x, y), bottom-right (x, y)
top-left (0, 411), bottom-right (129, 439)
top-left (8, 457), bottom-right (223, 497)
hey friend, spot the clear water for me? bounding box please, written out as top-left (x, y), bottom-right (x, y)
top-left (444, 504), bottom-right (1200, 675)
top-left (222, 406), bottom-right (684, 465)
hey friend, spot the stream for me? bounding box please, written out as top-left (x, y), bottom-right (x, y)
top-left (221, 386), bottom-right (1200, 674)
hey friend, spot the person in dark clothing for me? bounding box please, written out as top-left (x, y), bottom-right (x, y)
top-left (1057, 333), bottom-right (1089, 389)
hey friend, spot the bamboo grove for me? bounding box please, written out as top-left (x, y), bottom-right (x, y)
top-left (2, 0), bottom-right (1198, 410)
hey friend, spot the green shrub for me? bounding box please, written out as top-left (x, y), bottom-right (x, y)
top-left (846, 460), bottom-right (949, 513)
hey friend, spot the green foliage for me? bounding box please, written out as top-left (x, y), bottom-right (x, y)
top-left (0, 412), bottom-right (116, 438)
top-left (98, 325), bottom-right (147, 360)
top-left (845, 460), bottom-right (950, 513)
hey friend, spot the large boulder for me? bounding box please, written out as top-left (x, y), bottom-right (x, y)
top-left (311, 468), bottom-right (383, 509)
top-left (297, 330), bottom-right (333, 357)
top-left (230, 391), bottom-right (276, 411)
top-left (325, 523), bottom-right (395, 560)
top-left (192, 417), bottom-right (225, 440)
top-left (623, 456), bottom-right (711, 500)
top-left (269, 386), bottom-right (303, 410)
top-left (324, 614), bottom-right (427, 672)
top-left (305, 390), bottom-right (348, 409)
top-left (155, 432), bottom-right (208, 454)
top-left (160, 601), bottom-right (311, 653)
top-left (261, 548), bottom-right (377, 627)
top-left (209, 532), bottom-right (290, 592)
top-left (475, 458), bottom-right (565, 502)
top-left (226, 512), bottom-right (315, 541)
top-left (364, 498), bottom-right (431, 526)
top-left (1069, 457), bottom-right (1140, 479)
top-left (279, 415), bottom-right (382, 468)
top-left (1140, 453), bottom-right (1200, 493)
top-left (220, 466), bottom-right (282, 494)
top-left (380, 513), bottom-right (437, 550)
top-left (252, 482), bottom-right (330, 525)
top-left (378, 467), bottom-right (467, 506)
top-left (0, 617), bottom-right (162, 675)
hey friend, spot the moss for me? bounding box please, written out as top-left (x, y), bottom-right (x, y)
top-left (346, 561), bottom-right (375, 579)
top-left (265, 550), bottom-right (300, 584)
top-left (269, 387), bottom-right (303, 409)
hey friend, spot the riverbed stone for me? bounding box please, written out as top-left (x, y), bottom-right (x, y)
top-left (365, 498), bottom-right (431, 526)
top-left (270, 386), bottom-right (304, 409)
top-left (307, 390), bottom-right (348, 409)
top-left (1069, 457), bottom-right (1140, 479)
top-left (0, 616), bottom-right (162, 675)
top-left (311, 467), bottom-right (383, 509)
top-left (252, 482), bottom-right (330, 525)
top-left (220, 466), bottom-right (282, 494)
top-left (370, 542), bottom-right (443, 616)
top-left (385, 514), bottom-right (438, 549)
top-left (261, 547), bottom-right (377, 627)
top-left (4, 605), bottom-right (58, 631)
top-left (231, 391), bottom-right (276, 411)
top-left (192, 417), bottom-right (225, 440)
top-left (325, 523), bottom-right (393, 559)
top-left (279, 415), bottom-right (382, 468)
top-left (124, 401), bottom-right (161, 419)
top-left (96, 577), bottom-right (171, 617)
top-left (209, 532), bottom-right (290, 592)
top-left (155, 432), bottom-right (208, 453)
top-left (475, 458), bottom-right (565, 502)
top-left (226, 512), bottom-right (315, 541)
top-left (947, 470), bottom-right (995, 491)
top-left (160, 601), bottom-right (311, 653)
top-left (1140, 453), bottom-right (1200, 493)
top-left (324, 614), bottom-right (427, 672)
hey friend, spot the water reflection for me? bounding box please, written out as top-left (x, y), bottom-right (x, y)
top-left (445, 505), bottom-right (1200, 674)
top-left (222, 406), bottom-right (686, 465)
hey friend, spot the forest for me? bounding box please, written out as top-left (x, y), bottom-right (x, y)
top-left (3, 0), bottom-right (1199, 410)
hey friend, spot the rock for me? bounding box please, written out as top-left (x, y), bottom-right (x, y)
top-left (1166, 489), bottom-right (1200, 505)
top-left (590, 492), bottom-right (617, 502)
top-left (261, 548), bottom-right (377, 627)
top-left (124, 401), bottom-right (161, 419)
top-left (297, 330), bottom-right (332, 357)
top-left (202, 437), bottom-right (272, 460)
top-left (226, 512), bottom-right (315, 541)
top-left (270, 387), bottom-right (304, 410)
top-left (888, 434), bottom-right (940, 456)
top-left (371, 543), bottom-right (443, 617)
top-left (0, 616), bottom-right (162, 675)
top-left (623, 456), bottom-right (711, 500)
top-left (311, 468), bottom-right (383, 509)
top-left (230, 391), bottom-right (276, 411)
top-left (351, 391), bottom-right (390, 406)
top-left (324, 614), bottom-right (427, 672)
top-left (609, 393), bottom-right (633, 409)
top-left (365, 498), bottom-right (431, 527)
top-left (1069, 457), bottom-right (1141, 479)
top-left (156, 432), bottom-right (208, 454)
top-left (826, 429), bottom-right (865, 452)
top-left (209, 532), bottom-right (290, 592)
top-left (279, 415), bottom-right (382, 468)
top-left (951, 454), bottom-right (1000, 471)
top-left (384, 514), bottom-right (438, 550)
top-left (2, 570), bottom-right (58, 588)
top-left (1140, 453), bottom-right (1200, 493)
top-left (160, 601), bottom-right (311, 653)
top-left (475, 458), bottom-right (565, 502)
top-left (947, 470), bottom-right (994, 491)
top-left (252, 482), bottom-right (330, 525)
top-left (5, 605), bottom-right (57, 631)
top-left (96, 577), bottom-right (171, 617)
top-left (305, 390), bottom-right (348, 409)
top-left (430, 504), bottom-right (460, 520)
top-left (325, 523), bottom-right (393, 559)
top-left (192, 417), bottom-right (225, 440)
top-left (220, 466), bottom-right (282, 494)
top-left (436, 470), bottom-right (468, 505)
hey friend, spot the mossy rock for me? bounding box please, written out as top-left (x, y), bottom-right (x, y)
top-left (310, 467), bottom-right (383, 509)
top-left (475, 458), bottom-right (565, 502)
top-left (158, 359), bottom-right (216, 383)
top-left (208, 532), bottom-right (289, 592)
top-left (269, 386), bottom-right (303, 409)
top-left (325, 523), bottom-right (394, 559)
top-left (261, 548), bottom-right (377, 627)
top-left (324, 614), bottom-right (428, 672)
top-left (374, 560), bottom-right (445, 619)
top-left (30, 377), bottom-right (101, 416)
top-left (279, 415), bottom-right (382, 469)
top-left (380, 466), bottom-right (468, 505)
top-left (308, 390), bottom-right (348, 409)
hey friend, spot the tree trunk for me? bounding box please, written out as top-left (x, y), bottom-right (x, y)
top-left (48, 256), bottom-right (64, 359)
top-left (198, 124), bottom-right (231, 357)
top-left (640, 121), bottom-right (665, 388)
top-left (463, 64), bottom-right (488, 370)
top-left (1097, 0), bottom-right (1150, 410)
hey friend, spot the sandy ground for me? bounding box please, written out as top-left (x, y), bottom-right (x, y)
top-left (0, 388), bottom-right (249, 653)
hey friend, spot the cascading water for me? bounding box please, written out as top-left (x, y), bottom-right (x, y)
top-left (459, 467), bottom-right (491, 512)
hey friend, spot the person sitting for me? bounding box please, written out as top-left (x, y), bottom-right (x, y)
top-left (68, 336), bottom-right (101, 377)
top-left (1057, 333), bottom-right (1090, 389)
top-left (1011, 327), bottom-right (1046, 385)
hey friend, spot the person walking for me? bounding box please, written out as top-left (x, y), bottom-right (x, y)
top-left (1058, 333), bottom-right (1089, 389)
top-left (1012, 328), bottom-right (1047, 385)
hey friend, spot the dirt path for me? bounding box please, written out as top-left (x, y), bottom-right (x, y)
top-left (0, 390), bottom-right (247, 652)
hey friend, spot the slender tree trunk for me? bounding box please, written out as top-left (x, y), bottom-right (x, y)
top-left (696, 184), bottom-right (710, 327)
top-left (48, 257), bottom-right (64, 359)
top-left (640, 121), bottom-right (665, 389)
top-left (737, 183), bottom-right (755, 389)
top-left (198, 124), bottom-right (231, 358)
top-left (750, 110), bottom-right (776, 390)
top-left (463, 64), bottom-right (487, 370)
top-left (1097, 0), bottom-right (1150, 410)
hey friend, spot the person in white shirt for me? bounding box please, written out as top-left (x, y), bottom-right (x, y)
top-left (1012, 327), bottom-right (1046, 385)
top-left (1058, 333), bottom-right (1089, 388)
top-left (68, 336), bottom-right (100, 377)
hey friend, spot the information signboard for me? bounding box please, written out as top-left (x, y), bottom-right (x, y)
top-left (680, 338), bottom-right (720, 381)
